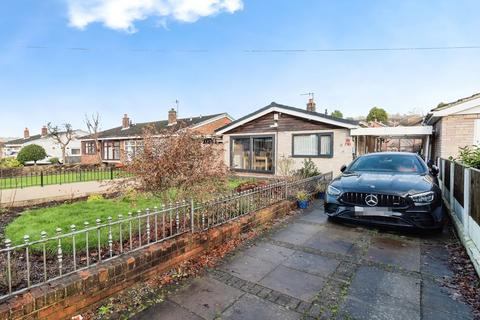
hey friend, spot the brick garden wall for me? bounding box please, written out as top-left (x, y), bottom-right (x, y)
top-left (0, 201), bottom-right (295, 320)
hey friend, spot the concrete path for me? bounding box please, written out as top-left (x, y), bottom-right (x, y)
top-left (133, 201), bottom-right (474, 320)
top-left (0, 180), bottom-right (120, 207)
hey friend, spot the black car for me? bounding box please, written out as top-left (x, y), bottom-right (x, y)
top-left (324, 152), bottom-right (444, 231)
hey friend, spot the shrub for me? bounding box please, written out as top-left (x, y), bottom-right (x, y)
top-left (126, 126), bottom-right (229, 197)
top-left (296, 191), bottom-right (309, 201)
top-left (457, 146), bottom-right (480, 169)
top-left (315, 181), bottom-right (328, 193)
top-left (295, 159), bottom-right (320, 178)
top-left (0, 157), bottom-right (23, 168)
top-left (17, 144), bottom-right (47, 165)
top-left (87, 194), bottom-right (104, 202)
top-left (49, 157), bottom-right (60, 165)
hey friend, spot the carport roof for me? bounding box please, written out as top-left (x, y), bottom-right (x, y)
top-left (350, 126), bottom-right (432, 137)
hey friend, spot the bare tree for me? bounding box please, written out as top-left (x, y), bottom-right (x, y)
top-left (85, 113), bottom-right (102, 164)
top-left (47, 123), bottom-right (74, 164)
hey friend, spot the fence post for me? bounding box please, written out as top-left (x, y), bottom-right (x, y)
top-left (110, 167), bottom-right (114, 180)
top-left (450, 162), bottom-right (455, 207)
top-left (463, 168), bottom-right (471, 236)
top-left (284, 180), bottom-right (288, 200)
top-left (40, 171), bottom-right (44, 187)
top-left (439, 159), bottom-right (445, 192)
top-left (190, 199), bottom-right (195, 233)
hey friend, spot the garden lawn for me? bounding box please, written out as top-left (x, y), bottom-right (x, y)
top-left (5, 195), bottom-right (164, 254)
top-left (4, 177), bottom-right (255, 254)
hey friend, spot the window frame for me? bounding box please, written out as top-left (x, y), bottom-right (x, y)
top-left (291, 132), bottom-right (334, 158)
top-left (83, 141), bottom-right (97, 155)
top-left (229, 135), bottom-right (275, 174)
top-left (103, 141), bottom-right (121, 161)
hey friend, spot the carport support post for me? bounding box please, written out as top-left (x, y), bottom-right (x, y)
top-left (463, 168), bottom-right (471, 235)
top-left (450, 162), bottom-right (455, 207)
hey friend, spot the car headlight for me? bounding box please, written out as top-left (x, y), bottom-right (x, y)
top-left (327, 185), bottom-right (342, 197)
top-left (410, 191), bottom-right (435, 205)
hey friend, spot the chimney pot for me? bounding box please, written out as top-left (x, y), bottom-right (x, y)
top-left (306, 98), bottom-right (316, 112)
top-left (168, 108), bottom-right (177, 126)
top-left (122, 114), bottom-right (130, 129)
top-left (24, 127), bottom-right (30, 139)
top-left (41, 126), bottom-right (48, 137)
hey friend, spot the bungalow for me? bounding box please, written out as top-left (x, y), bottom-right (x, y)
top-left (3, 127), bottom-right (88, 162)
top-left (424, 92), bottom-right (480, 160)
top-left (81, 109), bottom-right (233, 164)
top-left (215, 100), bottom-right (359, 176)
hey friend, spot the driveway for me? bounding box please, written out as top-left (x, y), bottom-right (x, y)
top-left (133, 200), bottom-right (474, 320)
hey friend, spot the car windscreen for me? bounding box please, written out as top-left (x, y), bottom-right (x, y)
top-left (348, 154), bottom-right (427, 174)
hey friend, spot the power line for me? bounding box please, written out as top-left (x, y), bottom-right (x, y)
top-left (8, 45), bottom-right (480, 54)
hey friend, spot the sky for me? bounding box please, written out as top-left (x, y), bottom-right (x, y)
top-left (0, 0), bottom-right (479, 137)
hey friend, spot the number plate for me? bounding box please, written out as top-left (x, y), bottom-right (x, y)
top-left (354, 206), bottom-right (395, 217)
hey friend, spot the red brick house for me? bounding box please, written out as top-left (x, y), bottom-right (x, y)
top-left (80, 109), bottom-right (233, 165)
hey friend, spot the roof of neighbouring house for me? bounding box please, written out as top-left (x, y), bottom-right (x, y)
top-left (83, 113), bottom-right (230, 140)
top-left (424, 92), bottom-right (480, 125)
top-left (5, 130), bottom-right (87, 145)
top-left (215, 102), bottom-right (359, 134)
top-left (430, 92), bottom-right (480, 112)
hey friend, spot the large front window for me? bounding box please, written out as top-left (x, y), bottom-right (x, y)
top-left (125, 140), bottom-right (144, 161)
top-left (103, 141), bottom-right (120, 160)
top-left (293, 133), bottom-right (333, 157)
top-left (231, 136), bottom-right (274, 173)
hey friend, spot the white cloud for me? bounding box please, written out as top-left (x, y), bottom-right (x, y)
top-left (67, 0), bottom-right (243, 33)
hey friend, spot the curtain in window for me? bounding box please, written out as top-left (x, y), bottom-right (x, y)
top-left (320, 135), bottom-right (332, 155)
top-left (293, 135), bottom-right (318, 156)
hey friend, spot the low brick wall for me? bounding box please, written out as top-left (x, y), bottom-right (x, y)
top-left (0, 200), bottom-right (295, 320)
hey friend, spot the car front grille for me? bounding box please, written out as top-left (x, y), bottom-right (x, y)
top-left (340, 192), bottom-right (409, 208)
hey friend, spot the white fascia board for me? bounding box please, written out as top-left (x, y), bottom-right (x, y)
top-left (217, 107), bottom-right (357, 135)
top-left (351, 126), bottom-right (433, 137)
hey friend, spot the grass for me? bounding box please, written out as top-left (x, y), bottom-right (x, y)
top-left (0, 169), bottom-right (129, 190)
top-left (4, 177), bottom-right (255, 254)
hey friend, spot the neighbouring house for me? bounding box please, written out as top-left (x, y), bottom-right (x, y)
top-left (215, 100), bottom-right (358, 176)
top-left (424, 92), bottom-right (480, 160)
top-left (3, 127), bottom-right (88, 162)
top-left (80, 109), bottom-right (233, 165)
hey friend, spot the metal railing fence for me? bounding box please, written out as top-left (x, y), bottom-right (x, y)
top-left (0, 167), bottom-right (130, 189)
top-left (0, 173), bottom-right (332, 300)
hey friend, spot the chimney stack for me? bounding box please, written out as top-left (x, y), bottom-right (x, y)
top-left (24, 127), bottom-right (30, 139)
top-left (306, 98), bottom-right (316, 112)
top-left (122, 114), bottom-right (130, 129)
top-left (41, 126), bottom-right (48, 137)
top-left (168, 108), bottom-right (177, 126)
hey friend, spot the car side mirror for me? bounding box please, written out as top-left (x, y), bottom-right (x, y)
top-left (340, 165), bottom-right (347, 173)
top-left (430, 165), bottom-right (439, 176)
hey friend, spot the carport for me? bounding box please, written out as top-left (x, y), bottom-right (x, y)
top-left (351, 126), bottom-right (433, 161)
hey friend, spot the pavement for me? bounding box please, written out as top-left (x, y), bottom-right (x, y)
top-left (0, 180), bottom-right (120, 207)
top-left (133, 200), bottom-right (475, 320)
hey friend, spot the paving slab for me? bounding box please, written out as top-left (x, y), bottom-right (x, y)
top-left (422, 280), bottom-right (473, 320)
top-left (242, 242), bottom-right (295, 264)
top-left (222, 293), bottom-right (301, 320)
top-left (219, 254), bottom-right (278, 282)
top-left (303, 225), bottom-right (360, 255)
top-left (298, 210), bottom-right (328, 225)
top-left (421, 242), bottom-right (454, 279)
top-left (131, 300), bottom-right (202, 320)
top-left (259, 265), bottom-right (326, 302)
top-left (347, 266), bottom-right (421, 308)
top-left (366, 235), bottom-right (421, 272)
top-left (341, 295), bottom-right (420, 320)
top-left (271, 222), bottom-right (320, 245)
top-left (169, 277), bottom-right (243, 319)
top-left (281, 251), bottom-right (340, 278)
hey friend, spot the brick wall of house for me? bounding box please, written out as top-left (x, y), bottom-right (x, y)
top-left (193, 116), bottom-right (232, 135)
top-left (0, 200), bottom-right (294, 320)
top-left (433, 114), bottom-right (480, 159)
